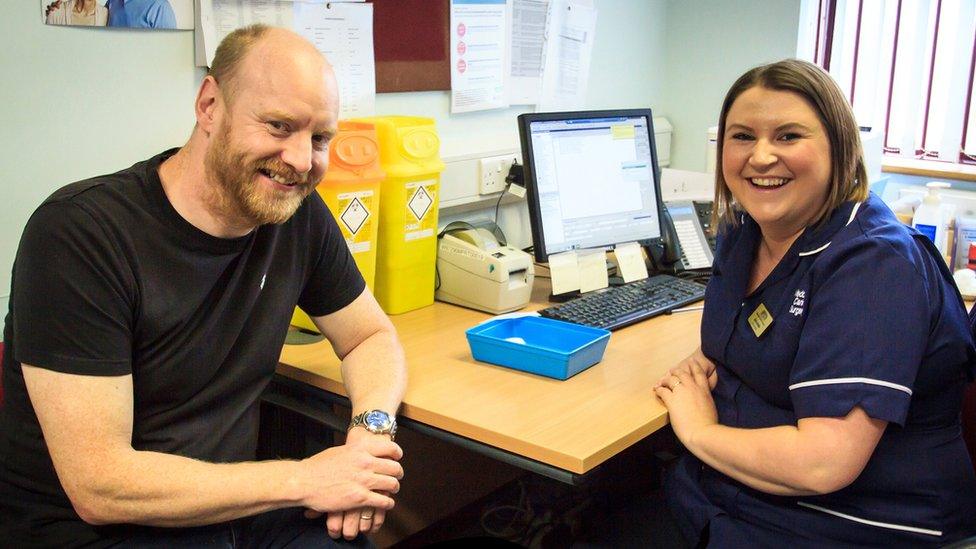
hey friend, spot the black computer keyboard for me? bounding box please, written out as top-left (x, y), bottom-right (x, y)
top-left (538, 274), bottom-right (706, 331)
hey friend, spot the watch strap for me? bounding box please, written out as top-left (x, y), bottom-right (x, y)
top-left (348, 410), bottom-right (397, 440)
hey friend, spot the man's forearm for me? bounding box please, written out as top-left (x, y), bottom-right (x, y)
top-left (73, 450), bottom-right (307, 527)
top-left (339, 328), bottom-right (407, 415)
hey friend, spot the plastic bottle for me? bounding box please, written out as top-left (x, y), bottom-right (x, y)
top-left (912, 181), bottom-right (955, 260)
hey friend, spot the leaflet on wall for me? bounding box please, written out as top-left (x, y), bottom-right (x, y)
top-left (450, 0), bottom-right (510, 113)
top-left (508, 0), bottom-right (548, 105)
top-left (196, 0), bottom-right (294, 66)
top-left (195, 0), bottom-right (374, 118)
top-left (293, 2), bottom-right (375, 117)
top-left (538, 0), bottom-right (596, 111)
top-left (41, 0), bottom-right (195, 29)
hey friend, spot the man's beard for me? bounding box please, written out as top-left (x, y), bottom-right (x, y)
top-left (204, 121), bottom-right (313, 227)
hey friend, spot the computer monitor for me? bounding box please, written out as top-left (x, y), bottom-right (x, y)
top-left (517, 109), bottom-right (666, 263)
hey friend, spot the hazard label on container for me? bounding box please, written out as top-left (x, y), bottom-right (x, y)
top-left (408, 185), bottom-right (432, 221)
top-left (340, 196), bottom-right (369, 235)
top-left (335, 190), bottom-right (375, 253)
top-left (404, 180), bottom-right (437, 242)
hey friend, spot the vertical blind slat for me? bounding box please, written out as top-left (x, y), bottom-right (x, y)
top-left (851, 0), bottom-right (865, 101)
top-left (919, 0), bottom-right (943, 154)
top-left (958, 14), bottom-right (976, 161)
top-left (883, 0), bottom-right (904, 153)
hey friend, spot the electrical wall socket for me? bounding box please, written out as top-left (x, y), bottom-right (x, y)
top-left (479, 154), bottom-right (517, 195)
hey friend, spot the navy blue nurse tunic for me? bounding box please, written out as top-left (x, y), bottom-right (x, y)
top-left (665, 193), bottom-right (976, 548)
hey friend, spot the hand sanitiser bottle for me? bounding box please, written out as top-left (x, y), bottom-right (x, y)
top-left (912, 181), bottom-right (955, 261)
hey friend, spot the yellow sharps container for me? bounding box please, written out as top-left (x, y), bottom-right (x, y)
top-left (291, 121), bottom-right (385, 332)
top-left (350, 116), bottom-right (444, 314)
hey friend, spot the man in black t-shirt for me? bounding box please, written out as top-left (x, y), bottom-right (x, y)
top-left (0, 25), bottom-right (406, 547)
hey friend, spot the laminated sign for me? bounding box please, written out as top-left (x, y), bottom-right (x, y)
top-left (337, 190), bottom-right (375, 253)
top-left (404, 180), bottom-right (437, 241)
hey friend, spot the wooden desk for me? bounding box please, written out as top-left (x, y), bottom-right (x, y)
top-left (275, 281), bottom-right (701, 482)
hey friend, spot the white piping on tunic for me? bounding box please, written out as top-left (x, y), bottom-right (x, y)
top-left (796, 201), bottom-right (864, 256)
top-left (788, 377), bottom-right (913, 396)
top-left (798, 243), bottom-right (830, 256)
top-left (846, 201), bottom-right (863, 225)
top-left (798, 502), bottom-right (942, 537)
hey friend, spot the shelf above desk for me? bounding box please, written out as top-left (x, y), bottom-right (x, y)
top-left (277, 281), bottom-right (702, 476)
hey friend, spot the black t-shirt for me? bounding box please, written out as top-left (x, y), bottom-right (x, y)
top-left (0, 150), bottom-right (365, 547)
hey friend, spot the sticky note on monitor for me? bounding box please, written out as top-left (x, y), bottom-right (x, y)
top-left (614, 242), bottom-right (648, 283)
top-left (549, 250), bottom-right (580, 295)
top-left (578, 250), bottom-right (609, 293)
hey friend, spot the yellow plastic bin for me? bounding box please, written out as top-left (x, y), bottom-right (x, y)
top-left (349, 116), bottom-right (445, 314)
top-left (292, 121), bottom-right (385, 332)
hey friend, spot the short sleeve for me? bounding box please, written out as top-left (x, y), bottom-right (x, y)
top-left (296, 195), bottom-right (366, 318)
top-left (152, 1), bottom-right (178, 29)
top-left (11, 202), bottom-right (134, 375)
top-left (789, 239), bottom-right (930, 426)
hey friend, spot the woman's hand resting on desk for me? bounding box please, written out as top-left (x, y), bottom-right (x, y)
top-left (654, 347), bottom-right (719, 447)
top-left (669, 347), bottom-right (718, 390)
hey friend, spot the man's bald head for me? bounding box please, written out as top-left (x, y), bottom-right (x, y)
top-left (189, 24), bottom-right (340, 231)
top-left (208, 24), bottom-right (330, 104)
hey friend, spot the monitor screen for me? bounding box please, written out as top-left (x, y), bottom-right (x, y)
top-left (517, 109), bottom-right (665, 263)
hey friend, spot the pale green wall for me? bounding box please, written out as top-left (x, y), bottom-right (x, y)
top-left (661, 0), bottom-right (802, 171)
top-left (0, 4), bottom-right (204, 340)
top-left (0, 0), bottom-right (795, 339)
top-left (588, 0), bottom-right (668, 111)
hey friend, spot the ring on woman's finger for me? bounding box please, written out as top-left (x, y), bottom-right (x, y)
top-left (360, 508), bottom-right (374, 521)
top-left (672, 378), bottom-right (682, 388)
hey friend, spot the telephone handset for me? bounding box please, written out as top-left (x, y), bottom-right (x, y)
top-left (662, 200), bottom-right (714, 270)
top-left (692, 200), bottom-right (717, 251)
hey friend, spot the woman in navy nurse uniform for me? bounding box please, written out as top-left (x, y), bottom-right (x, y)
top-left (656, 59), bottom-right (976, 548)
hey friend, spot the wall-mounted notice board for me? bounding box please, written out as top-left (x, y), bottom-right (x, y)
top-left (372, 0), bottom-right (450, 92)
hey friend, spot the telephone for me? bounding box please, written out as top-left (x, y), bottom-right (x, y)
top-left (663, 200), bottom-right (715, 270)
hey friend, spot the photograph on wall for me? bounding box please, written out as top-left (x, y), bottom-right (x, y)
top-left (41, 0), bottom-right (194, 29)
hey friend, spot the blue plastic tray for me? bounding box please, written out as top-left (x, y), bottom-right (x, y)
top-left (465, 316), bottom-right (611, 380)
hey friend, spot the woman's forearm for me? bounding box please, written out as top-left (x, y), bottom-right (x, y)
top-left (685, 408), bottom-right (885, 496)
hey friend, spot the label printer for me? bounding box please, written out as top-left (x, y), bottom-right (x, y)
top-left (435, 225), bottom-right (535, 314)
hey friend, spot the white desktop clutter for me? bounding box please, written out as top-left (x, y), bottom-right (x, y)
top-left (435, 227), bottom-right (535, 314)
top-left (953, 268), bottom-right (976, 300)
top-left (547, 243), bottom-right (650, 296)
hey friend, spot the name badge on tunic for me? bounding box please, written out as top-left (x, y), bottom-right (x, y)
top-left (748, 303), bottom-right (773, 337)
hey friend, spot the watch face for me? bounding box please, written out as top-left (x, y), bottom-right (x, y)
top-left (364, 410), bottom-right (392, 431)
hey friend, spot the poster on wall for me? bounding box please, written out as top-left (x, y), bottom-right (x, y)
top-left (538, 0), bottom-right (596, 111)
top-left (294, 2), bottom-right (376, 117)
top-left (509, 0), bottom-right (547, 105)
top-left (450, 0), bottom-right (510, 113)
top-left (195, 0), bottom-right (374, 118)
top-left (40, 0), bottom-right (195, 29)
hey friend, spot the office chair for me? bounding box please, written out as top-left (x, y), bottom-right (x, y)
top-left (0, 341), bottom-right (4, 407)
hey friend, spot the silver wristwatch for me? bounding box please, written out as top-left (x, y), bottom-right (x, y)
top-left (348, 409), bottom-right (397, 440)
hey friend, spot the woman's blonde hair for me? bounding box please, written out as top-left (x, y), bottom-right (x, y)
top-left (714, 59), bottom-right (869, 229)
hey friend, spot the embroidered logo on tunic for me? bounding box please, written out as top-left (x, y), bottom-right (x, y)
top-left (789, 289), bottom-right (805, 317)
top-left (260, 274), bottom-right (267, 290)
